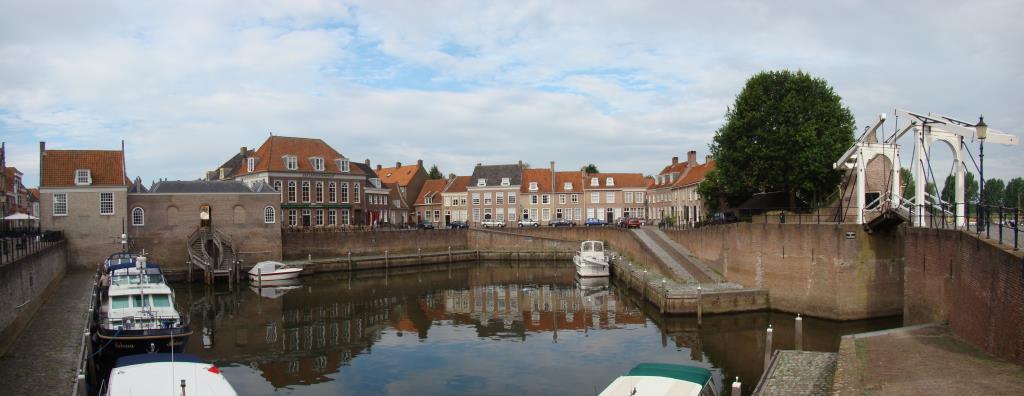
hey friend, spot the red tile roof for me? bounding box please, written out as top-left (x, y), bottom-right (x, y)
top-left (554, 171), bottom-right (584, 193)
top-left (41, 149), bottom-right (128, 188)
top-left (377, 164), bottom-right (423, 187)
top-left (28, 188), bottom-right (39, 200)
top-left (672, 160), bottom-right (715, 187)
top-left (520, 168), bottom-right (553, 193)
top-left (584, 173), bottom-right (647, 189)
top-left (239, 136), bottom-right (361, 175)
top-left (414, 179), bottom-right (448, 206)
top-left (443, 176), bottom-right (470, 193)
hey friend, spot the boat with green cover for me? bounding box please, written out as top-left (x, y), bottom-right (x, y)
top-left (599, 363), bottom-right (717, 396)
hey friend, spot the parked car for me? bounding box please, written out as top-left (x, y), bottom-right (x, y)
top-left (517, 218), bottom-right (540, 227)
top-left (624, 217), bottom-right (642, 228)
top-left (481, 219), bottom-right (506, 228)
top-left (417, 220), bottom-right (435, 229)
top-left (709, 212), bottom-right (738, 225)
top-left (585, 218), bottom-right (608, 227)
top-left (448, 220), bottom-right (468, 229)
top-left (549, 218), bottom-right (576, 227)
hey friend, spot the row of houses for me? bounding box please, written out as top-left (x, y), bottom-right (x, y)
top-left (1, 143), bottom-right (40, 233)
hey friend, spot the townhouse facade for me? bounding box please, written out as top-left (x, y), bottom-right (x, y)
top-left (216, 136), bottom-right (368, 229)
top-left (376, 160), bottom-right (428, 224)
top-left (647, 150), bottom-right (715, 225)
top-left (39, 142), bottom-right (130, 267)
top-left (413, 178), bottom-right (447, 225)
top-left (467, 163), bottom-right (523, 226)
top-left (553, 170), bottom-right (586, 223)
top-left (4, 166), bottom-right (31, 216)
top-left (582, 172), bottom-right (647, 222)
top-left (354, 161), bottom-right (390, 226)
top-left (441, 175), bottom-right (469, 225)
top-left (520, 167), bottom-right (553, 223)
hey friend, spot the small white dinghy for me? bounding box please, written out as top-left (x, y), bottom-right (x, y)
top-left (248, 261), bottom-right (302, 282)
top-left (573, 240), bottom-right (611, 277)
top-left (103, 353), bottom-right (238, 395)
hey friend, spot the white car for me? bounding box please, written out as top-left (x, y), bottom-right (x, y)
top-left (517, 219), bottom-right (540, 227)
top-left (481, 219), bottom-right (506, 228)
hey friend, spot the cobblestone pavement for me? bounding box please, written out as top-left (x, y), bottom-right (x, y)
top-left (0, 270), bottom-right (95, 396)
top-left (832, 324), bottom-right (1024, 395)
top-left (755, 351), bottom-right (837, 395)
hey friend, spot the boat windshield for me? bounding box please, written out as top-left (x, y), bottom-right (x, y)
top-left (110, 294), bottom-right (174, 309)
top-left (110, 273), bottom-right (164, 286)
top-left (583, 242), bottom-right (604, 252)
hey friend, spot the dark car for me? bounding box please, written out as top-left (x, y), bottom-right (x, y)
top-left (417, 220), bottom-right (435, 229)
top-left (585, 218), bottom-right (608, 227)
top-left (709, 212), bottom-right (738, 225)
top-left (549, 218), bottom-right (575, 227)
top-left (448, 220), bottom-right (468, 229)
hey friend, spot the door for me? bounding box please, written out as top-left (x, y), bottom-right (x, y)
top-left (605, 208), bottom-right (614, 223)
top-left (301, 209), bottom-right (311, 227)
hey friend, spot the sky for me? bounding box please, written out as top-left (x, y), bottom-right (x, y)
top-left (2, 0), bottom-right (1023, 188)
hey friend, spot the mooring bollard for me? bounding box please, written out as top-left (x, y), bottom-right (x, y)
top-left (642, 269), bottom-right (648, 298)
top-left (418, 247), bottom-right (422, 263)
top-left (731, 377), bottom-right (741, 396)
top-left (795, 314), bottom-right (803, 351)
top-left (448, 246), bottom-right (452, 263)
top-left (257, 268), bottom-right (262, 288)
top-left (764, 324), bottom-right (773, 372)
top-left (308, 253), bottom-right (312, 262)
top-left (660, 278), bottom-right (667, 314)
top-left (697, 284), bottom-right (703, 326)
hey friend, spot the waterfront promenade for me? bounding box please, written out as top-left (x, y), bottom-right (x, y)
top-left (0, 270), bottom-right (94, 395)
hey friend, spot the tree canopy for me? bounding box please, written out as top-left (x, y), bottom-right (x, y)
top-left (1005, 177), bottom-right (1024, 208)
top-left (983, 178), bottom-right (1005, 206)
top-left (581, 164), bottom-right (599, 173)
top-left (427, 165), bottom-right (443, 180)
top-left (900, 167), bottom-right (915, 200)
top-left (700, 70), bottom-right (855, 207)
top-left (940, 172), bottom-right (978, 205)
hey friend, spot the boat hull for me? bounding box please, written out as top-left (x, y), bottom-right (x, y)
top-left (92, 327), bottom-right (192, 362)
top-left (248, 268), bottom-right (302, 281)
top-left (574, 255), bottom-right (610, 277)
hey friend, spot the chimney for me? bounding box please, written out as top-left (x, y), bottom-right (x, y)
top-left (517, 160), bottom-right (523, 168)
top-left (417, 159), bottom-right (423, 167)
top-left (376, 164), bottom-right (382, 171)
top-left (550, 161), bottom-right (556, 191)
top-left (39, 142), bottom-right (46, 185)
top-left (396, 161), bottom-right (402, 168)
top-left (240, 146), bottom-right (247, 155)
top-left (476, 163), bottom-right (482, 167)
top-left (705, 155), bottom-right (713, 164)
top-left (364, 158), bottom-right (370, 166)
top-left (687, 150), bottom-right (697, 166)
top-left (671, 156), bottom-right (678, 165)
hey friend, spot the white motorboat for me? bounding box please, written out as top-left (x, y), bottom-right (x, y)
top-left (102, 353), bottom-right (238, 395)
top-left (248, 261), bottom-right (302, 281)
top-left (573, 240), bottom-right (610, 277)
top-left (599, 363), bottom-right (717, 396)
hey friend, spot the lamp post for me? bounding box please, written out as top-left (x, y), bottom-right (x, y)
top-left (976, 116), bottom-right (988, 233)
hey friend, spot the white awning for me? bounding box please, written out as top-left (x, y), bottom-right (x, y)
top-left (3, 213), bottom-right (38, 220)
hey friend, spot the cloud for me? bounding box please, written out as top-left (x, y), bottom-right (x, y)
top-left (1, 0), bottom-right (1022, 187)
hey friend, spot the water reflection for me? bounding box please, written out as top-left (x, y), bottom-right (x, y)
top-left (173, 262), bottom-right (900, 395)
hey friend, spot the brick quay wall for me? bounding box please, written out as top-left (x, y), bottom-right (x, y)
top-left (0, 242), bottom-right (67, 357)
top-left (664, 223), bottom-right (905, 320)
top-left (902, 228), bottom-right (1024, 365)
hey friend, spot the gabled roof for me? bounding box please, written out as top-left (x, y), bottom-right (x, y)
top-left (443, 176), bottom-right (470, 194)
top-left (41, 149), bottom-right (128, 188)
top-left (238, 136), bottom-right (361, 175)
top-left (4, 167), bottom-right (21, 192)
top-left (554, 171), bottom-right (584, 193)
top-left (414, 179), bottom-right (448, 206)
top-left (672, 160), bottom-right (715, 188)
top-left (376, 163), bottom-right (423, 187)
top-left (583, 173), bottom-right (647, 189)
top-left (353, 162), bottom-right (379, 179)
top-left (520, 168), bottom-right (553, 193)
top-left (469, 164), bottom-right (522, 188)
top-left (385, 182), bottom-right (408, 209)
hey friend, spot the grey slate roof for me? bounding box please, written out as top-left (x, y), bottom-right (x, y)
top-left (147, 180), bottom-right (267, 194)
top-left (469, 164), bottom-right (522, 187)
top-left (353, 162), bottom-right (378, 179)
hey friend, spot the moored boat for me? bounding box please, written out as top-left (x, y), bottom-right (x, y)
top-left (599, 363), bottom-right (717, 396)
top-left (574, 240), bottom-right (611, 277)
top-left (248, 260), bottom-right (303, 281)
top-left (101, 353), bottom-right (238, 395)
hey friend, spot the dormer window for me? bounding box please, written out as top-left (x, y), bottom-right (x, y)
top-left (564, 182), bottom-right (573, 191)
top-left (283, 155), bottom-right (298, 170)
top-left (528, 182), bottom-right (538, 191)
top-left (370, 178), bottom-right (381, 188)
top-left (336, 158), bottom-right (350, 172)
top-left (606, 177), bottom-right (614, 187)
top-left (246, 158), bottom-right (256, 173)
top-left (501, 178), bottom-right (510, 186)
top-left (477, 178), bottom-right (486, 187)
top-left (425, 196), bottom-right (432, 204)
top-left (310, 157), bottom-right (325, 171)
top-left (75, 169), bottom-right (92, 185)
top-left (590, 177), bottom-right (598, 187)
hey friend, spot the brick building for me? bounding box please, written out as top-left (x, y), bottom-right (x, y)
top-left (582, 172), bottom-right (647, 223)
top-left (554, 170), bottom-right (586, 223)
top-left (441, 175), bottom-right (470, 226)
top-left (413, 178), bottom-right (448, 226)
top-left (375, 160), bottom-right (428, 224)
top-left (648, 150), bottom-right (715, 225)
top-left (39, 142), bottom-right (130, 267)
top-left (520, 167), bottom-right (553, 224)
top-left (354, 160), bottom-right (390, 227)
top-left (467, 163), bottom-right (523, 226)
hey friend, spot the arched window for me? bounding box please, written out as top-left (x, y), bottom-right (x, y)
top-left (233, 205), bottom-right (246, 224)
top-left (264, 206), bottom-right (276, 224)
top-left (131, 207), bottom-right (145, 226)
top-left (287, 181), bottom-right (297, 202)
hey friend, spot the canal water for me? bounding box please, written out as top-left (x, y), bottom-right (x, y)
top-left (173, 262), bottom-right (900, 395)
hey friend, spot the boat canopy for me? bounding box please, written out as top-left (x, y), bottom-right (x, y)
top-left (249, 261), bottom-right (287, 275)
top-left (626, 363), bottom-right (711, 385)
top-left (581, 241), bottom-right (604, 253)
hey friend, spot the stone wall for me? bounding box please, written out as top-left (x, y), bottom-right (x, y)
top-left (282, 229), bottom-right (470, 260)
top-left (0, 242), bottom-right (67, 357)
top-left (664, 223), bottom-right (904, 320)
top-left (903, 228), bottom-right (1024, 365)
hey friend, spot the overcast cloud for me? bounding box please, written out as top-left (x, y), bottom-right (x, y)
top-left (2, 0), bottom-right (1022, 187)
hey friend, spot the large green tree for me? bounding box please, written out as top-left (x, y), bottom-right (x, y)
top-left (581, 164), bottom-right (599, 173)
top-left (1005, 177), bottom-right (1024, 209)
top-left (940, 172), bottom-right (978, 205)
top-left (983, 178), bottom-right (1005, 207)
top-left (900, 167), bottom-right (915, 200)
top-left (701, 70), bottom-right (855, 207)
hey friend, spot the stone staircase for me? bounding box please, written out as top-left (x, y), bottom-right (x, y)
top-left (187, 227), bottom-right (238, 282)
top-left (631, 227), bottom-right (723, 284)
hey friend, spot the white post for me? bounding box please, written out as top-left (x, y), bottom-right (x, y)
top-left (890, 150), bottom-right (902, 207)
top-left (855, 149), bottom-right (866, 225)
top-left (731, 377), bottom-right (741, 396)
top-left (795, 314), bottom-right (803, 351)
top-left (915, 127), bottom-right (927, 226)
top-left (764, 324), bottom-right (773, 372)
top-left (954, 149), bottom-right (966, 227)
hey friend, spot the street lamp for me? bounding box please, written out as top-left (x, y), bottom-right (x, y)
top-left (977, 115), bottom-right (988, 233)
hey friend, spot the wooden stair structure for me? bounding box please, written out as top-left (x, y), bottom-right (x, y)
top-left (187, 227), bottom-right (239, 284)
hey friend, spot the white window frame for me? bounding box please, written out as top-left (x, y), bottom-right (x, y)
top-left (477, 178), bottom-right (486, 187)
top-left (606, 192), bottom-right (615, 204)
top-left (273, 181), bottom-right (283, 202)
top-left (338, 159), bottom-right (350, 173)
top-left (283, 155), bottom-right (298, 170)
top-left (625, 192), bottom-right (633, 204)
top-left (75, 169), bottom-right (91, 186)
top-left (590, 177), bottom-right (598, 187)
top-left (471, 193), bottom-right (480, 205)
top-left (329, 182), bottom-right (337, 203)
top-left (563, 182), bottom-right (573, 191)
top-left (559, 194), bottom-right (566, 204)
top-left (606, 177), bottom-right (614, 187)
top-left (287, 181), bottom-right (297, 202)
top-left (264, 206), bottom-right (276, 224)
top-left (288, 209), bottom-right (297, 226)
top-left (132, 207), bottom-right (145, 226)
top-left (302, 181), bottom-right (311, 202)
top-left (496, 193), bottom-right (504, 205)
top-left (541, 194), bottom-right (550, 204)
top-left (353, 183), bottom-right (360, 203)
top-left (315, 182), bottom-right (324, 202)
top-left (591, 192), bottom-right (600, 203)
top-left (329, 209), bottom-right (337, 225)
top-left (484, 192), bottom-right (492, 205)
top-left (247, 157), bottom-right (256, 173)
top-left (501, 177), bottom-right (511, 186)
top-left (100, 192), bottom-right (114, 215)
top-left (571, 194), bottom-right (579, 204)
top-left (311, 157), bottom-right (325, 171)
top-left (528, 182), bottom-right (538, 191)
top-left (541, 208), bottom-right (550, 221)
top-left (508, 193), bottom-right (517, 205)
top-left (341, 182), bottom-right (350, 203)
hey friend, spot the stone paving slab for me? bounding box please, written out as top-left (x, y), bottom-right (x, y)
top-left (0, 270), bottom-right (96, 396)
top-left (831, 324), bottom-right (1024, 395)
top-left (755, 350), bottom-right (837, 395)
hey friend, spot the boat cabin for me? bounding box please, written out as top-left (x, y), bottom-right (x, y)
top-left (580, 241), bottom-right (604, 253)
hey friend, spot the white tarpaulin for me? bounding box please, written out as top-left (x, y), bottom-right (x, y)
top-left (3, 213), bottom-right (38, 220)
